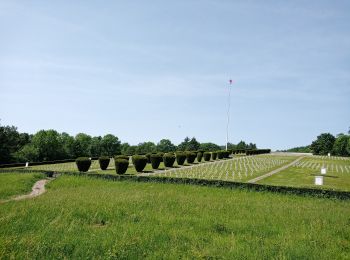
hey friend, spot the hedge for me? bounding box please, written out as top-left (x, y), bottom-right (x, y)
top-left (186, 151), bottom-right (197, 164)
top-left (203, 152), bottom-right (211, 161)
top-left (75, 157), bottom-right (91, 172)
top-left (217, 150), bottom-right (224, 159)
top-left (115, 159), bottom-right (129, 174)
top-left (212, 152), bottom-right (217, 160)
top-left (175, 152), bottom-right (186, 165)
top-left (163, 153), bottom-right (176, 167)
top-left (197, 152), bottom-right (203, 162)
top-left (98, 156), bottom-right (110, 170)
top-left (145, 153), bottom-right (152, 163)
top-left (246, 149), bottom-right (271, 155)
top-left (132, 155), bottom-right (148, 172)
top-left (150, 154), bottom-right (162, 169)
top-left (115, 155), bottom-right (129, 161)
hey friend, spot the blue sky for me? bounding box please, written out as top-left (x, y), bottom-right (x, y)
top-left (1, 0), bottom-right (349, 150)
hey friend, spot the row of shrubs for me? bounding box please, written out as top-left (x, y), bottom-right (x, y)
top-left (75, 150), bottom-right (233, 174)
top-left (76, 149), bottom-right (271, 174)
top-left (245, 149), bottom-right (271, 155)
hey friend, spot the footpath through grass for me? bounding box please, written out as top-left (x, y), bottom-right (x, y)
top-left (0, 175), bottom-right (349, 259)
top-left (0, 172), bottom-right (44, 200)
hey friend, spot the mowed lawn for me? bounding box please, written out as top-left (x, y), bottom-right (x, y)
top-left (258, 157), bottom-right (350, 191)
top-left (0, 176), bottom-right (349, 259)
top-left (0, 172), bottom-right (44, 200)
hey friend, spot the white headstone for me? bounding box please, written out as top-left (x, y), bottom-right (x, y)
top-left (321, 167), bottom-right (326, 175)
top-left (89, 157), bottom-right (92, 160)
top-left (25, 162), bottom-right (29, 167)
top-left (315, 176), bottom-right (323, 185)
top-left (328, 153), bottom-right (330, 157)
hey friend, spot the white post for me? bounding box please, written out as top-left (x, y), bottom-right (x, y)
top-left (226, 79), bottom-right (232, 151)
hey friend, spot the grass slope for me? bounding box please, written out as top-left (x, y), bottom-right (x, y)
top-left (0, 172), bottom-right (44, 200)
top-left (0, 175), bottom-right (349, 259)
top-left (259, 157), bottom-right (350, 191)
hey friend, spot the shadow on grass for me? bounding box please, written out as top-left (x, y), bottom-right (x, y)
top-left (310, 174), bottom-right (339, 179)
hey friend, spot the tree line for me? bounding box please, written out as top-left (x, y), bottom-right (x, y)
top-left (285, 129), bottom-right (350, 156)
top-left (0, 123), bottom-right (257, 164)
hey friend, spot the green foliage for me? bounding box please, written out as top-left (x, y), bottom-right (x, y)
top-left (145, 153), bottom-right (152, 163)
top-left (73, 133), bottom-right (92, 157)
top-left (121, 143), bottom-right (137, 156)
top-left (286, 146), bottom-right (311, 153)
top-left (150, 154), bottom-right (162, 169)
top-left (90, 136), bottom-right (102, 157)
top-left (115, 155), bottom-right (129, 161)
top-left (31, 130), bottom-right (67, 161)
top-left (114, 159), bottom-right (129, 174)
top-left (175, 152), bottom-right (186, 165)
top-left (14, 144), bottom-right (39, 162)
top-left (135, 142), bottom-right (157, 154)
top-left (332, 135), bottom-right (350, 157)
top-left (157, 139), bottom-right (176, 152)
top-left (203, 152), bottom-right (211, 161)
top-left (75, 157), bottom-right (91, 172)
top-left (199, 142), bottom-right (221, 152)
top-left (177, 137), bottom-right (200, 151)
top-left (186, 151), bottom-right (197, 164)
top-left (196, 152), bottom-right (203, 162)
top-left (132, 155), bottom-right (148, 172)
top-left (0, 124), bottom-right (27, 164)
top-left (157, 152), bottom-right (164, 157)
top-left (217, 150), bottom-right (224, 159)
top-left (100, 134), bottom-right (121, 156)
top-left (310, 133), bottom-right (336, 155)
top-left (163, 153), bottom-right (176, 167)
top-left (98, 156), bottom-right (110, 170)
top-left (212, 152), bottom-right (217, 160)
top-left (246, 149), bottom-right (271, 155)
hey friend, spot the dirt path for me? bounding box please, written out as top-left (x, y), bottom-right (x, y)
top-left (0, 179), bottom-right (51, 204)
top-left (247, 156), bottom-right (305, 184)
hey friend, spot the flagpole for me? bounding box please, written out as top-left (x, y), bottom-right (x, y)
top-left (226, 79), bottom-right (232, 151)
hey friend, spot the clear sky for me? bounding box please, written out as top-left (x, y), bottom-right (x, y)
top-left (1, 0), bottom-right (349, 150)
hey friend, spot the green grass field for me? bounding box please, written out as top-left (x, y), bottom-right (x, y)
top-left (0, 172), bottom-right (44, 200)
top-left (152, 155), bottom-right (299, 182)
top-left (0, 175), bottom-right (349, 259)
top-left (259, 156), bottom-right (350, 191)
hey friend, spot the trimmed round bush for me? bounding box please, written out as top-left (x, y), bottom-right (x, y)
top-left (132, 155), bottom-right (148, 172)
top-left (197, 152), bottom-right (203, 162)
top-left (115, 159), bottom-right (129, 174)
top-left (217, 150), bottom-right (224, 159)
top-left (157, 152), bottom-right (164, 157)
top-left (163, 153), bottom-right (176, 167)
top-left (75, 157), bottom-right (91, 172)
top-left (98, 156), bottom-right (110, 170)
top-left (175, 152), bottom-right (186, 165)
top-left (203, 152), bottom-right (211, 161)
top-left (115, 155), bottom-right (129, 161)
top-left (145, 153), bottom-right (152, 163)
top-left (212, 152), bottom-right (217, 160)
top-left (186, 151), bottom-right (197, 164)
top-left (150, 154), bottom-right (162, 169)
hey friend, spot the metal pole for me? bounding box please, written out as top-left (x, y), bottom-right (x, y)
top-left (226, 80), bottom-right (232, 151)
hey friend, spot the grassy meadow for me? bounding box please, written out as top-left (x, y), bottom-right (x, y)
top-left (0, 175), bottom-right (349, 259)
top-left (259, 156), bottom-right (350, 191)
top-left (0, 172), bottom-right (44, 200)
